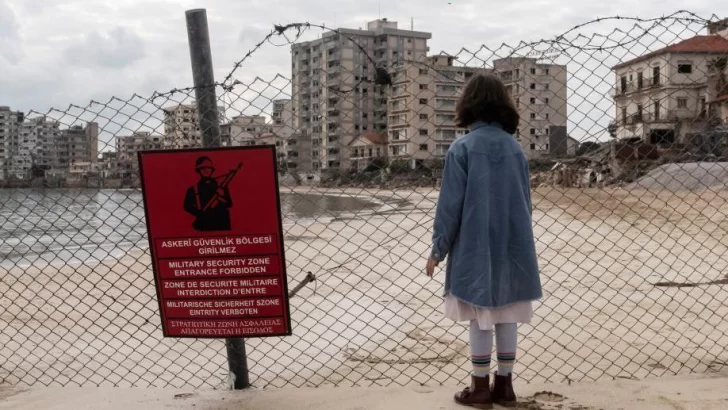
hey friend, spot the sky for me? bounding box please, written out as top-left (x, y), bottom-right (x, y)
top-left (1, 0), bottom-right (727, 148)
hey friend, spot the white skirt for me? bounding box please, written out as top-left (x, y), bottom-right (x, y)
top-left (444, 293), bottom-right (534, 331)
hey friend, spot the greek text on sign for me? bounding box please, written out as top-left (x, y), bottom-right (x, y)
top-left (138, 146), bottom-right (291, 338)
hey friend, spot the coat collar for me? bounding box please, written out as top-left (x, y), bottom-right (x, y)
top-left (469, 121), bottom-right (503, 132)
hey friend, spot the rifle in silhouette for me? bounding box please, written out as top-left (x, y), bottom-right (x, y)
top-left (201, 162), bottom-right (243, 212)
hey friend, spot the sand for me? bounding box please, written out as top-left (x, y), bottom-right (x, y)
top-left (628, 162), bottom-right (728, 191)
top-left (0, 185), bottom-right (727, 390)
top-left (2, 371), bottom-right (728, 409)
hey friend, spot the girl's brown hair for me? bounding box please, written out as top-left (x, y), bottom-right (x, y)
top-left (455, 73), bottom-right (520, 134)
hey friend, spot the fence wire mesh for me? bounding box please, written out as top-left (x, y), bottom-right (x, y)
top-left (1, 10), bottom-right (728, 389)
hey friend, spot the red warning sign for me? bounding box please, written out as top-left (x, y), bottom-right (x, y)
top-left (138, 146), bottom-right (291, 338)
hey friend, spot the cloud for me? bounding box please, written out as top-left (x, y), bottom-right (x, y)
top-left (63, 27), bottom-right (146, 69)
top-left (0, 0), bottom-right (23, 64)
top-left (2, 0), bottom-right (727, 143)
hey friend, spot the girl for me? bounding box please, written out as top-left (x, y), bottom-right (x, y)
top-left (426, 73), bottom-right (542, 409)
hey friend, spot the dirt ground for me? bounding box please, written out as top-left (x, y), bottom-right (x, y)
top-left (0, 186), bottom-right (726, 390)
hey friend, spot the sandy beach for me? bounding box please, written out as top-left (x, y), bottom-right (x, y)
top-left (1, 186), bottom-right (726, 389)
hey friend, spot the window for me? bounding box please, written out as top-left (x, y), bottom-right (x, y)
top-left (419, 98), bottom-right (427, 105)
top-left (677, 98), bottom-right (688, 108)
top-left (530, 98), bottom-right (536, 104)
top-left (545, 113), bottom-right (550, 119)
top-left (419, 128), bottom-right (428, 136)
top-left (545, 98), bottom-right (550, 104)
top-left (419, 84), bottom-right (428, 90)
top-left (636, 104), bottom-right (643, 122)
top-left (530, 68), bottom-right (536, 75)
top-left (544, 83), bottom-right (549, 90)
top-left (620, 76), bottom-right (627, 93)
top-left (621, 107), bottom-right (628, 125)
top-left (530, 113), bottom-right (536, 119)
top-left (637, 72), bottom-right (644, 89)
top-left (530, 143), bottom-right (536, 150)
top-left (419, 68), bottom-right (428, 75)
top-left (419, 113), bottom-right (428, 120)
top-left (530, 128), bottom-right (536, 135)
top-left (677, 63), bottom-right (692, 74)
top-left (654, 101), bottom-right (660, 120)
top-left (530, 83), bottom-right (536, 89)
top-left (419, 144), bottom-right (428, 151)
top-left (652, 66), bottom-right (660, 85)
top-left (544, 68), bottom-right (549, 75)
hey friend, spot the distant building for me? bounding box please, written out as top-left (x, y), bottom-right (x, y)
top-left (291, 18), bottom-right (432, 171)
top-left (386, 55), bottom-right (569, 166)
top-left (162, 102), bottom-right (224, 148)
top-left (0, 107), bottom-right (25, 181)
top-left (350, 131), bottom-right (388, 171)
top-left (116, 132), bottom-right (163, 178)
top-left (98, 151), bottom-right (118, 178)
top-left (494, 57), bottom-right (569, 159)
top-left (10, 117), bottom-right (60, 179)
top-left (271, 99), bottom-right (295, 139)
top-left (611, 18), bottom-right (728, 145)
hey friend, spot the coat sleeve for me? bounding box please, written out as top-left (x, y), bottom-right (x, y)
top-left (431, 147), bottom-right (468, 262)
top-left (523, 156), bottom-right (533, 217)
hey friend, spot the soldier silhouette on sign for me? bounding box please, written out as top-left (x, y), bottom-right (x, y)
top-left (183, 156), bottom-right (241, 232)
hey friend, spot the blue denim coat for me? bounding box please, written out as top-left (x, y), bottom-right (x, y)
top-left (431, 121), bottom-right (543, 308)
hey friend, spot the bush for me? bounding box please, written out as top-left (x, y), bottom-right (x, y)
top-left (388, 160), bottom-right (412, 174)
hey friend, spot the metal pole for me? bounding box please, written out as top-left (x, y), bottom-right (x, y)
top-left (185, 8), bottom-right (249, 390)
top-left (186, 8), bottom-right (222, 148)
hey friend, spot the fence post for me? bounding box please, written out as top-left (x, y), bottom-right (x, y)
top-left (185, 8), bottom-right (250, 390)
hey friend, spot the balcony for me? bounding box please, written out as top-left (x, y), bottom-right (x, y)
top-left (618, 109), bottom-right (708, 126)
top-left (611, 78), bottom-right (661, 97)
top-left (435, 86), bottom-right (459, 96)
top-left (498, 71), bottom-right (523, 83)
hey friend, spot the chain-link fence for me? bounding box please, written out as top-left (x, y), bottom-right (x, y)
top-left (1, 10), bottom-right (727, 390)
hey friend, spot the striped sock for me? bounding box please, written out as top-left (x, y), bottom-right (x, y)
top-left (469, 320), bottom-right (493, 378)
top-left (471, 355), bottom-right (491, 377)
top-left (495, 323), bottom-right (518, 375)
top-left (497, 352), bottom-right (516, 375)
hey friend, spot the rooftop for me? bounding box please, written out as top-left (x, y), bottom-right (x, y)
top-left (613, 35), bottom-right (728, 69)
top-left (357, 131), bottom-right (387, 145)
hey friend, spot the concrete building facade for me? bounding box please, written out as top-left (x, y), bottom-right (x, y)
top-left (611, 20), bottom-right (728, 145)
top-left (494, 57), bottom-right (569, 159)
top-left (0, 107), bottom-right (24, 181)
top-left (116, 132), bottom-right (163, 178)
top-left (162, 102), bottom-right (225, 148)
top-left (291, 18), bottom-right (431, 172)
top-left (385, 55), bottom-right (569, 165)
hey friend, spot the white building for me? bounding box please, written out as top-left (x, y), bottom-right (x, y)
top-left (611, 20), bottom-right (728, 145)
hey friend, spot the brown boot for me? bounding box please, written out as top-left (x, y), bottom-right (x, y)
top-left (454, 374), bottom-right (493, 409)
top-left (490, 372), bottom-right (517, 407)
